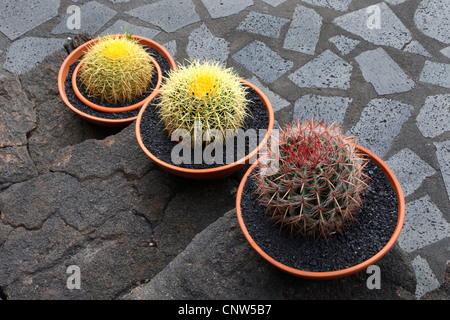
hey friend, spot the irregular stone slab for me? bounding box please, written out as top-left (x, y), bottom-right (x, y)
top-left (52, 1), bottom-right (116, 35)
top-left (127, 0), bottom-right (200, 33)
top-left (232, 40), bottom-right (293, 83)
top-left (329, 35), bottom-right (360, 55)
top-left (412, 256), bottom-right (441, 299)
top-left (414, 0), bottom-right (450, 44)
top-left (0, 77), bottom-right (36, 148)
top-left (248, 76), bottom-right (290, 112)
top-left (163, 40), bottom-right (177, 59)
top-left (0, 216), bottom-right (83, 290)
top-left (50, 124), bottom-right (154, 181)
top-left (186, 24), bottom-right (229, 63)
top-left (101, 19), bottom-right (160, 39)
top-left (283, 5), bottom-right (322, 55)
top-left (18, 50), bottom-right (67, 105)
top-left (0, 146), bottom-right (38, 184)
top-left (333, 2), bottom-right (412, 49)
top-left (398, 195), bottom-right (450, 253)
top-left (434, 140), bottom-right (450, 201)
top-left (28, 97), bottom-right (105, 174)
top-left (300, 0), bottom-right (352, 11)
top-left (2, 37), bottom-right (66, 75)
top-left (385, 148), bottom-right (436, 197)
top-left (261, 0), bottom-right (287, 7)
top-left (416, 94), bottom-right (450, 138)
top-left (288, 50), bottom-right (352, 90)
top-left (0, 0), bottom-right (60, 40)
top-left (123, 210), bottom-right (416, 300)
top-left (293, 94), bottom-right (351, 125)
top-left (238, 11), bottom-right (289, 39)
top-left (403, 40), bottom-right (431, 57)
top-left (0, 173), bottom-right (80, 230)
top-left (349, 98), bottom-right (414, 158)
top-left (440, 46), bottom-right (450, 59)
top-left (201, 0), bottom-right (253, 18)
top-left (355, 48), bottom-right (415, 95)
top-left (385, 0), bottom-right (409, 4)
top-left (419, 61), bottom-right (450, 88)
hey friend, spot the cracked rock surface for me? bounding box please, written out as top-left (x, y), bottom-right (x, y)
top-left (0, 0), bottom-right (449, 300)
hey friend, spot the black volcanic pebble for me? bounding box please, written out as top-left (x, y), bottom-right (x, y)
top-left (240, 161), bottom-right (399, 272)
top-left (139, 88), bottom-right (270, 170)
top-left (64, 47), bottom-right (172, 120)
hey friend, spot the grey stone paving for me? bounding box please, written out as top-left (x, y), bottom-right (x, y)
top-left (0, 0), bottom-right (60, 40)
top-left (237, 11), bottom-right (289, 39)
top-left (385, 148), bottom-right (436, 197)
top-left (419, 61), bottom-right (450, 89)
top-left (293, 95), bottom-right (351, 125)
top-left (0, 0), bottom-right (449, 301)
top-left (329, 35), bottom-right (360, 56)
top-left (355, 48), bottom-right (415, 95)
top-left (3, 37), bottom-right (66, 75)
top-left (52, 1), bottom-right (117, 35)
top-left (126, 0), bottom-right (200, 33)
top-left (101, 20), bottom-right (160, 39)
top-left (416, 94), bottom-right (450, 138)
top-left (399, 196), bottom-right (450, 253)
top-left (232, 40), bottom-right (293, 83)
top-left (289, 50), bottom-right (352, 90)
top-left (349, 98), bottom-right (414, 158)
top-left (201, 0), bottom-right (253, 18)
top-left (333, 2), bottom-right (412, 50)
top-left (434, 140), bottom-right (450, 201)
top-left (283, 5), bottom-right (322, 55)
top-left (187, 24), bottom-right (229, 63)
top-left (414, 0), bottom-right (450, 44)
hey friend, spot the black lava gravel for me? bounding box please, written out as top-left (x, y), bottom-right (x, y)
top-left (139, 88), bottom-right (270, 169)
top-left (64, 47), bottom-right (172, 120)
top-left (240, 161), bottom-right (399, 272)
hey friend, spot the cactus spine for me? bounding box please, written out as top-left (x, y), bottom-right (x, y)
top-left (157, 60), bottom-right (251, 147)
top-left (79, 34), bottom-right (154, 104)
top-left (254, 118), bottom-right (369, 239)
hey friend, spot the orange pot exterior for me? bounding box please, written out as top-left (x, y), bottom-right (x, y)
top-left (71, 56), bottom-right (162, 113)
top-left (236, 145), bottom-right (405, 279)
top-left (58, 34), bottom-right (176, 127)
top-left (135, 79), bottom-right (275, 180)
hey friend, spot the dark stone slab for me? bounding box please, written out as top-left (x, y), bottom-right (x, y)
top-left (123, 210), bottom-right (416, 300)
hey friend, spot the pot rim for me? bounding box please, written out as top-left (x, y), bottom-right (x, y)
top-left (235, 144), bottom-right (405, 280)
top-left (71, 55), bottom-right (162, 113)
top-left (135, 78), bottom-right (275, 176)
top-left (58, 34), bottom-right (176, 126)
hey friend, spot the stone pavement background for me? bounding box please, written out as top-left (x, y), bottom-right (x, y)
top-left (0, 0), bottom-right (448, 300)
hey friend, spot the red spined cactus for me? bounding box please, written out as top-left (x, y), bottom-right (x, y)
top-left (254, 118), bottom-right (369, 238)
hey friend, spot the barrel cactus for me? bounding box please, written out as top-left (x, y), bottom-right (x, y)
top-left (254, 118), bottom-right (369, 239)
top-left (79, 34), bottom-right (154, 104)
top-left (157, 60), bottom-right (251, 147)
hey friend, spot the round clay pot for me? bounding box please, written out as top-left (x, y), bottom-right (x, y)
top-left (71, 55), bottom-right (162, 113)
top-left (236, 145), bottom-right (405, 279)
top-left (58, 34), bottom-right (176, 127)
top-left (135, 78), bottom-right (275, 180)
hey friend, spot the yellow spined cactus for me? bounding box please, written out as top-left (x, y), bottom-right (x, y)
top-left (157, 60), bottom-right (251, 146)
top-left (79, 35), bottom-right (154, 104)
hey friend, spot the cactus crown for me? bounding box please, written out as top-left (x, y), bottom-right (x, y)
top-left (254, 118), bottom-right (369, 239)
top-left (157, 60), bottom-right (251, 147)
top-left (79, 34), bottom-right (154, 104)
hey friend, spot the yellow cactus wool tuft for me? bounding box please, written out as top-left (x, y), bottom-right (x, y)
top-left (79, 35), bottom-right (154, 104)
